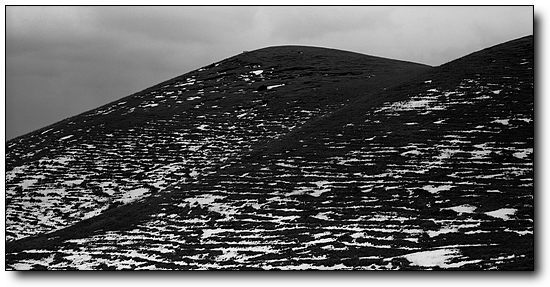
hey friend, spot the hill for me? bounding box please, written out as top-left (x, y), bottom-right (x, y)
top-left (5, 36), bottom-right (533, 270)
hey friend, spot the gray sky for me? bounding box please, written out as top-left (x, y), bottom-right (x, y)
top-left (5, 6), bottom-right (533, 140)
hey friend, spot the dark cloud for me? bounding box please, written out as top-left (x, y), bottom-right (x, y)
top-left (4, 6), bottom-right (533, 140)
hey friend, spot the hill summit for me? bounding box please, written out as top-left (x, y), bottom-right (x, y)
top-left (5, 35), bottom-right (533, 270)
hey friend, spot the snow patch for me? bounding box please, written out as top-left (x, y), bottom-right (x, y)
top-left (250, 70), bottom-right (264, 75)
top-left (236, 112), bottom-right (248, 119)
top-left (513, 148), bottom-right (532, 159)
top-left (142, 103), bottom-right (159, 108)
top-left (401, 150), bottom-right (422, 156)
top-left (492, 119), bottom-right (510, 125)
top-left (311, 180), bottom-right (331, 197)
top-left (117, 188), bottom-right (149, 204)
top-left (189, 169), bottom-right (199, 178)
top-left (443, 204), bottom-right (477, 215)
top-left (400, 248), bottom-right (471, 268)
top-left (313, 212), bottom-right (331, 221)
top-left (184, 194), bottom-right (224, 206)
top-left (426, 226), bottom-right (459, 238)
top-left (267, 84), bottom-right (285, 90)
top-left (422, 185), bottom-right (454, 194)
top-left (197, 124), bottom-right (209, 131)
top-left (485, 208), bottom-right (516, 220)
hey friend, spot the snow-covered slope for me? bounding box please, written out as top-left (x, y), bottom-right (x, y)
top-left (5, 36), bottom-right (533, 270)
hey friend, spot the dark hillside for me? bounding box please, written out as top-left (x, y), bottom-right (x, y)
top-left (5, 36), bottom-right (532, 270)
top-left (5, 45), bottom-right (430, 244)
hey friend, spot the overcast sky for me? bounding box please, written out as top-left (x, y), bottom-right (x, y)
top-left (5, 6), bottom-right (533, 140)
